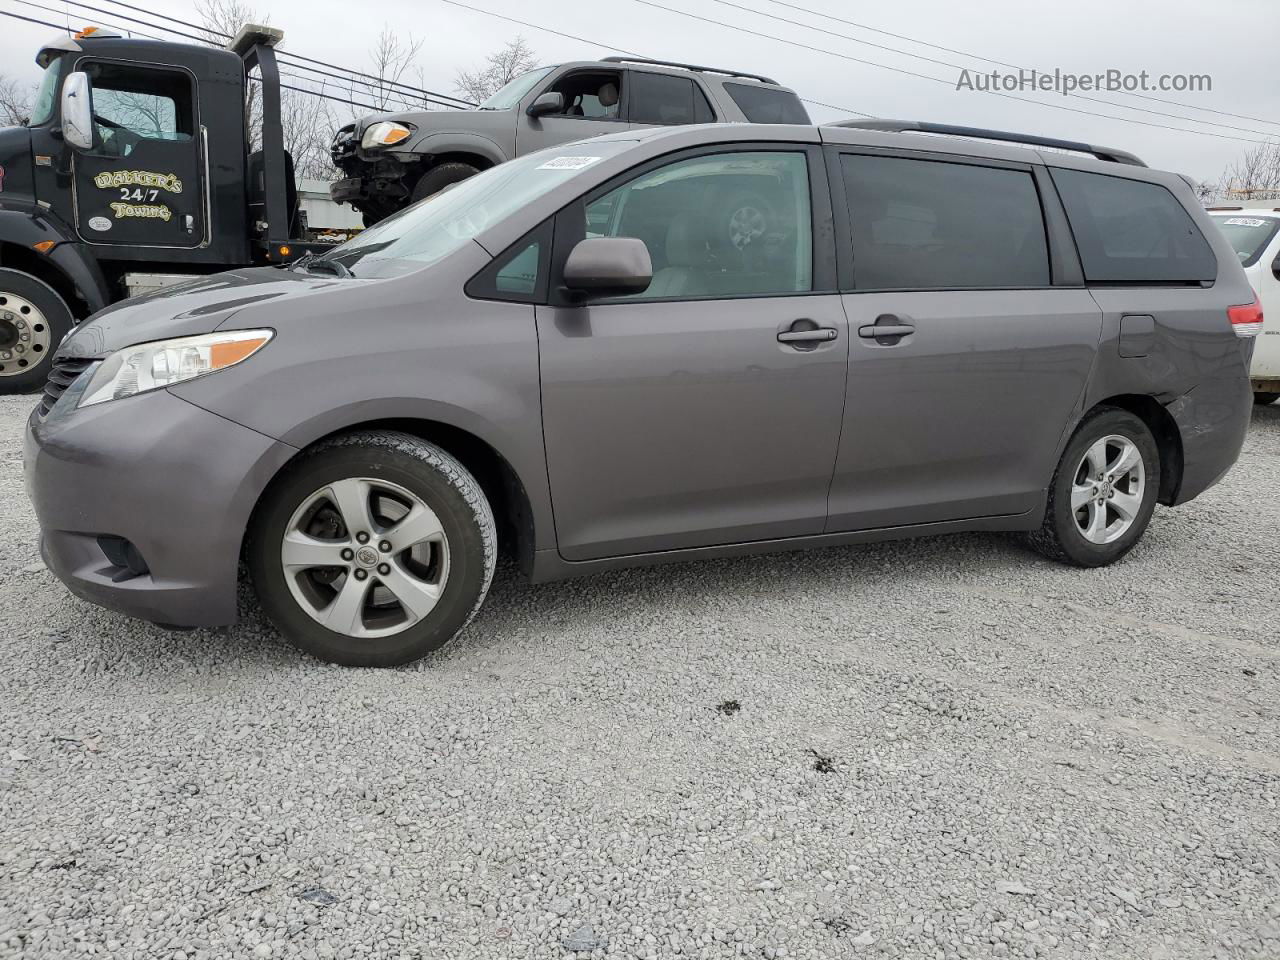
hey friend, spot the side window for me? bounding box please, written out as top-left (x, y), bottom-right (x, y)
top-left (82, 61), bottom-right (194, 157)
top-left (465, 226), bottom-right (550, 303)
top-left (840, 154), bottom-right (1050, 289)
top-left (544, 70), bottom-right (622, 120)
top-left (722, 83), bottom-right (810, 124)
top-left (582, 151), bottom-right (812, 299)
top-left (1051, 168), bottom-right (1216, 284)
top-left (495, 241), bottom-right (540, 295)
top-left (629, 72), bottom-right (714, 125)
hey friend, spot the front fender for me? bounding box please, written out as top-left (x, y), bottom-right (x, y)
top-left (0, 207), bottom-right (110, 314)
top-left (391, 131), bottom-right (508, 167)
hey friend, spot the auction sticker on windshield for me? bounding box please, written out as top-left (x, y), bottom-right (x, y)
top-left (1224, 217), bottom-right (1270, 227)
top-left (538, 156), bottom-right (602, 170)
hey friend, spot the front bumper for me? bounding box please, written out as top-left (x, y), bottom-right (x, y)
top-left (25, 389), bottom-right (297, 627)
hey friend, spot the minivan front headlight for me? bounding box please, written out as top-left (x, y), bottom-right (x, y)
top-left (79, 330), bottom-right (273, 407)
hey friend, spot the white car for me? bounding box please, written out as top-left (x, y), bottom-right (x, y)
top-left (1208, 205), bottom-right (1280, 405)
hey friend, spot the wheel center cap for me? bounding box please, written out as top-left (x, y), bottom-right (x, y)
top-left (355, 545), bottom-right (379, 567)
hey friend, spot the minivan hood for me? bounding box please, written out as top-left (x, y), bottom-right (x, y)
top-left (56, 266), bottom-right (352, 360)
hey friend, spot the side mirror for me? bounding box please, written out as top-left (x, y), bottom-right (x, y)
top-left (526, 91), bottom-right (565, 118)
top-left (60, 71), bottom-right (94, 151)
top-left (1273, 250), bottom-right (1280, 280)
top-left (562, 237), bottom-right (652, 300)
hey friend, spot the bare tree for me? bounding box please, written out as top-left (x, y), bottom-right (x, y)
top-left (454, 37), bottom-right (537, 104)
top-left (360, 27), bottom-right (425, 112)
top-left (1215, 140), bottom-right (1280, 202)
top-left (0, 75), bottom-right (33, 126)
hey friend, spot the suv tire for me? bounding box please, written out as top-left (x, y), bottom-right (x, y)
top-left (1028, 407), bottom-right (1160, 567)
top-left (410, 161), bottom-right (481, 205)
top-left (249, 430), bottom-right (496, 666)
top-left (1254, 392), bottom-right (1279, 406)
top-left (0, 268), bottom-right (74, 394)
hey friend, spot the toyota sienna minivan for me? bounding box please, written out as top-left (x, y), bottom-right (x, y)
top-left (25, 120), bottom-right (1257, 666)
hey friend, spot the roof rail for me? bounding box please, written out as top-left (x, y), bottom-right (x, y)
top-left (599, 56), bottom-right (778, 86)
top-left (830, 119), bottom-right (1146, 167)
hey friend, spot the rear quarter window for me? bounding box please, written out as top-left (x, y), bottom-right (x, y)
top-left (1051, 168), bottom-right (1216, 284)
top-left (722, 83), bottom-right (810, 124)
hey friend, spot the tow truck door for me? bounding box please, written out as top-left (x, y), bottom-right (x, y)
top-left (72, 59), bottom-right (205, 249)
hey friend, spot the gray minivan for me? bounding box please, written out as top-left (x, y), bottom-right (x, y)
top-left (25, 120), bottom-right (1257, 666)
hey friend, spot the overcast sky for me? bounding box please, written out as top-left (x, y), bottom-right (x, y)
top-left (3, 0), bottom-right (1277, 181)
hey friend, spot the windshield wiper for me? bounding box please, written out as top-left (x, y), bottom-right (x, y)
top-left (302, 258), bottom-right (353, 278)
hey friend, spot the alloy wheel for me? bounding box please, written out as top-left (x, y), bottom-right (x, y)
top-left (1070, 435), bottom-right (1146, 545)
top-left (280, 477), bottom-right (450, 638)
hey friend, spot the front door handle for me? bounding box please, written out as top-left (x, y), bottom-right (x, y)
top-left (778, 327), bottom-right (838, 344)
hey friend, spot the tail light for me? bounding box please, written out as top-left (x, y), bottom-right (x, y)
top-left (1228, 297), bottom-right (1264, 338)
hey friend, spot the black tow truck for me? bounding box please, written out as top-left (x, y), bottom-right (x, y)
top-left (0, 24), bottom-right (324, 392)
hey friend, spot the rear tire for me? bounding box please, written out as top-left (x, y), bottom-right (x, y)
top-left (248, 431), bottom-right (496, 667)
top-left (1255, 392), bottom-right (1279, 406)
top-left (0, 268), bottom-right (74, 394)
top-left (409, 161), bottom-right (480, 205)
top-left (1028, 407), bottom-right (1160, 567)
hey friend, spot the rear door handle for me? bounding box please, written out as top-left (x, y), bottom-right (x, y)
top-left (778, 328), bottom-right (838, 343)
top-left (858, 323), bottom-right (915, 339)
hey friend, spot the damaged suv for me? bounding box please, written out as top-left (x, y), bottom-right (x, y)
top-left (330, 55), bottom-right (809, 225)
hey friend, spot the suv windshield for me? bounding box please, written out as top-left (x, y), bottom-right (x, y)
top-left (316, 141), bottom-right (633, 277)
top-left (28, 57), bottom-right (63, 126)
top-left (479, 67), bottom-right (554, 110)
top-left (1212, 214), bottom-right (1280, 267)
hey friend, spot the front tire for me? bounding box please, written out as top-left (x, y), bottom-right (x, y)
top-left (0, 268), bottom-right (74, 394)
top-left (1255, 392), bottom-right (1279, 406)
top-left (248, 431), bottom-right (496, 667)
top-left (1028, 407), bottom-right (1160, 567)
top-left (409, 161), bottom-right (480, 205)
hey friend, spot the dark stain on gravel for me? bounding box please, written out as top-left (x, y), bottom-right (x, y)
top-left (716, 699), bottom-right (741, 716)
top-left (808, 749), bottom-right (836, 774)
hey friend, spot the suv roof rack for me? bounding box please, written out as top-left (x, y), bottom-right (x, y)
top-left (830, 119), bottom-right (1146, 167)
top-left (599, 56), bottom-right (778, 86)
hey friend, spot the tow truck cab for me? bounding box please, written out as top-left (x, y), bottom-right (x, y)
top-left (0, 24), bottom-right (303, 392)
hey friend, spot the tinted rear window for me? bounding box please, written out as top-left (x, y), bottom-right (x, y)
top-left (1210, 214), bottom-right (1280, 268)
top-left (839, 154), bottom-right (1050, 289)
top-left (630, 72), bottom-right (715, 124)
top-left (1051, 169), bottom-right (1216, 284)
top-left (722, 82), bottom-right (809, 124)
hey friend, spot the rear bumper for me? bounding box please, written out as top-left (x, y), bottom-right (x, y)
top-left (1167, 374), bottom-right (1253, 505)
top-left (25, 389), bottom-right (297, 627)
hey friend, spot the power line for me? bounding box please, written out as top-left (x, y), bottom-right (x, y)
top-left (433, 0), bottom-right (874, 119)
top-left (94, 0), bottom-right (474, 107)
top-left (757, 0), bottom-right (1280, 129)
top-left (1, 5), bottom-right (410, 113)
top-left (703, 0), bottom-right (1279, 136)
top-left (629, 0), bottom-right (1273, 145)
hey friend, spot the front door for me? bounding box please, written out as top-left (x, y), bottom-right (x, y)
top-left (516, 68), bottom-right (630, 156)
top-left (538, 146), bottom-right (848, 561)
top-left (826, 149), bottom-right (1103, 531)
top-left (72, 59), bottom-right (204, 249)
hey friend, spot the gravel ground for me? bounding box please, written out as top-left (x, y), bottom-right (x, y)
top-left (2, 395), bottom-right (1279, 960)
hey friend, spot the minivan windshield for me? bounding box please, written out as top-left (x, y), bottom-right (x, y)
top-left (479, 67), bottom-right (554, 110)
top-left (1211, 213), bottom-right (1280, 267)
top-left (28, 57), bottom-right (63, 126)
top-left (315, 141), bottom-right (634, 277)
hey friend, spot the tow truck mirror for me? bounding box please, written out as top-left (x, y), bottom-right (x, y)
top-left (60, 71), bottom-right (95, 151)
top-left (526, 91), bottom-right (565, 118)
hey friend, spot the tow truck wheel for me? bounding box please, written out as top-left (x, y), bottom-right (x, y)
top-left (0, 268), bottom-right (73, 394)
